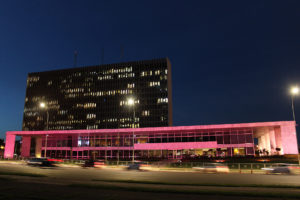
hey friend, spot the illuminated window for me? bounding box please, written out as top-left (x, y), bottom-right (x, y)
top-left (157, 98), bottom-right (168, 103)
top-left (127, 83), bottom-right (135, 88)
top-left (87, 125), bottom-right (98, 129)
top-left (149, 81), bottom-right (160, 87)
top-left (76, 103), bottom-right (84, 108)
top-left (87, 114), bottom-right (96, 119)
top-left (84, 103), bottom-right (96, 108)
top-left (58, 110), bottom-right (67, 115)
top-left (142, 110), bottom-right (150, 116)
top-left (140, 71), bottom-right (153, 77)
top-left (120, 99), bottom-right (139, 106)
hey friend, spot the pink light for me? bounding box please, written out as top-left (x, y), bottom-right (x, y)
top-left (4, 121), bottom-right (299, 159)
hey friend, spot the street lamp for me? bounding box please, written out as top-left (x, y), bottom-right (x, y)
top-left (290, 86), bottom-right (300, 165)
top-left (39, 102), bottom-right (49, 130)
top-left (40, 102), bottom-right (49, 157)
top-left (127, 98), bottom-right (135, 162)
top-left (291, 87), bottom-right (299, 122)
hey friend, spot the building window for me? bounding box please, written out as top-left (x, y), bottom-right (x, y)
top-left (127, 83), bottom-right (135, 88)
top-left (142, 110), bottom-right (150, 116)
top-left (58, 110), bottom-right (67, 115)
top-left (84, 103), bottom-right (96, 108)
top-left (87, 125), bottom-right (98, 129)
top-left (149, 81), bottom-right (160, 87)
top-left (157, 98), bottom-right (168, 103)
top-left (87, 114), bottom-right (96, 119)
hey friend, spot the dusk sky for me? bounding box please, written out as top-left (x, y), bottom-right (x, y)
top-left (1, 0), bottom-right (300, 139)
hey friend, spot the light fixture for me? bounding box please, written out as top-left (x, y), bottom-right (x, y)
top-left (127, 98), bottom-right (134, 105)
top-left (40, 102), bottom-right (46, 108)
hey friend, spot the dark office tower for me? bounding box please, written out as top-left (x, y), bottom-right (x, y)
top-left (22, 58), bottom-right (172, 131)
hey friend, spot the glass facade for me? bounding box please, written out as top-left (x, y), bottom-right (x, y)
top-left (22, 58), bottom-right (172, 130)
top-left (38, 127), bottom-right (254, 160)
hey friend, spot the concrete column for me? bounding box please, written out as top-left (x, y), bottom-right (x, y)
top-left (35, 136), bottom-right (42, 158)
top-left (269, 127), bottom-right (277, 155)
top-left (21, 136), bottom-right (31, 158)
top-left (280, 124), bottom-right (298, 154)
top-left (258, 135), bottom-right (266, 151)
top-left (265, 132), bottom-right (271, 154)
top-left (4, 133), bottom-right (16, 159)
top-left (274, 127), bottom-right (283, 155)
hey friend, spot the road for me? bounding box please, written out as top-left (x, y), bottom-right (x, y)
top-left (1, 162), bottom-right (300, 200)
top-left (1, 162), bottom-right (300, 186)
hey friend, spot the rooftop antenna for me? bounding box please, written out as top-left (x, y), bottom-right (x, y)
top-left (101, 48), bottom-right (104, 65)
top-left (120, 45), bottom-right (124, 62)
top-left (74, 50), bottom-right (78, 67)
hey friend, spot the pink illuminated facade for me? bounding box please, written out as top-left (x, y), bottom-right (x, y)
top-left (4, 121), bottom-right (299, 159)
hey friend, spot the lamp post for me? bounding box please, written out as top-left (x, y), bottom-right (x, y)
top-left (291, 87), bottom-right (299, 122)
top-left (40, 102), bottom-right (49, 157)
top-left (290, 86), bottom-right (300, 165)
top-left (127, 98), bottom-right (135, 163)
top-left (39, 102), bottom-right (49, 130)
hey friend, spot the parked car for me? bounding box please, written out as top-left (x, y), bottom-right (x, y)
top-left (261, 163), bottom-right (299, 174)
top-left (26, 158), bottom-right (54, 167)
top-left (193, 163), bottom-right (229, 173)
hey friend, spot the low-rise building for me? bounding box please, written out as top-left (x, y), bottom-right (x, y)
top-left (4, 121), bottom-right (298, 159)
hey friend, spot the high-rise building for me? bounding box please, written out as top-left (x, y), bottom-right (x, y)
top-left (22, 58), bottom-right (172, 131)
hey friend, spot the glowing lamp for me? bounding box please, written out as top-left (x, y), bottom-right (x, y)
top-left (127, 98), bottom-right (134, 105)
top-left (40, 102), bottom-right (46, 108)
top-left (291, 87), bottom-right (299, 95)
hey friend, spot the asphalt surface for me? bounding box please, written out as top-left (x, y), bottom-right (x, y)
top-left (0, 179), bottom-right (287, 200)
top-left (1, 162), bottom-right (300, 200)
top-left (0, 164), bottom-right (300, 186)
top-left (1, 162), bottom-right (300, 186)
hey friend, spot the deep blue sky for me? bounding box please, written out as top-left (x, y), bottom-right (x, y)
top-left (1, 0), bottom-right (300, 139)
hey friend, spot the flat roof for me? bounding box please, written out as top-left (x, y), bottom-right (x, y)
top-left (28, 58), bottom-right (169, 75)
top-left (7, 121), bottom-right (295, 136)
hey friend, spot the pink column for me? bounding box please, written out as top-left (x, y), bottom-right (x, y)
top-left (35, 137), bottom-right (42, 158)
top-left (21, 136), bottom-right (31, 157)
top-left (268, 127), bottom-right (277, 155)
top-left (265, 132), bottom-right (271, 154)
top-left (280, 124), bottom-right (299, 154)
top-left (274, 127), bottom-right (283, 155)
top-left (258, 135), bottom-right (266, 151)
top-left (4, 133), bottom-right (16, 158)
